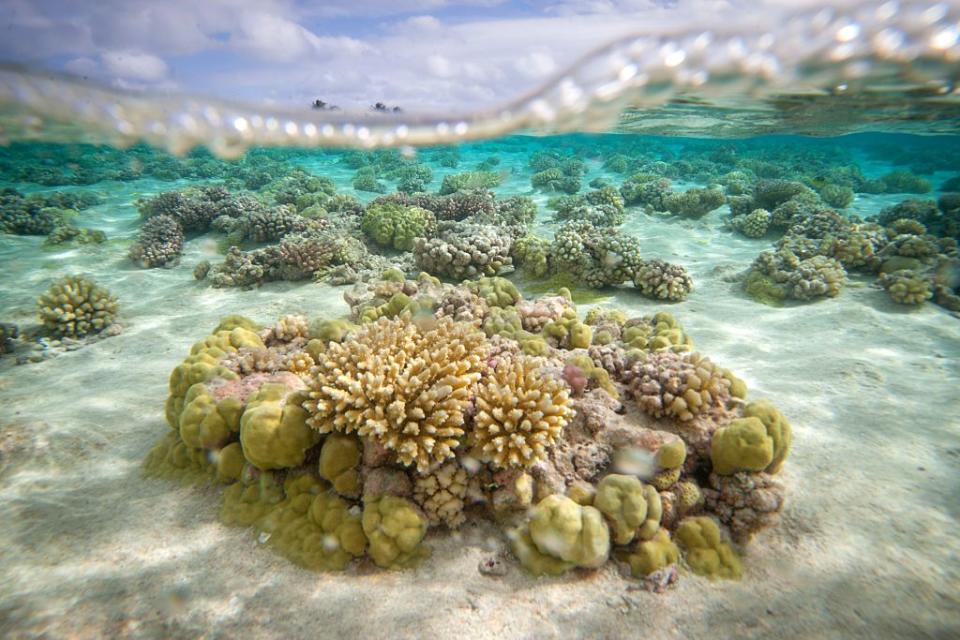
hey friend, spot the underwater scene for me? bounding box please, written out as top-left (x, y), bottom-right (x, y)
top-left (1, 1), bottom-right (960, 639)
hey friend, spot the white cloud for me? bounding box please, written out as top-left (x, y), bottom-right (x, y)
top-left (513, 51), bottom-right (558, 78)
top-left (64, 57), bottom-right (99, 78)
top-left (0, 0), bottom-right (765, 110)
top-left (398, 15), bottom-right (442, 31)
top-left (100, 50), bottom-right (170, 82)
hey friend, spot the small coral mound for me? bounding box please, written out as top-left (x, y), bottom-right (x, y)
top-left (129, 214), bottom-right (184, 268)
top-left (36, 275), bottom-right (118, 338)
top-left (625, 351), bottom-right (732, 422)
top-left (633, 259), bottom-right (694, 301)
top-left (879, 270), bottom-right (933, 306)
top-left (472, 355), bottom-right (573, 469)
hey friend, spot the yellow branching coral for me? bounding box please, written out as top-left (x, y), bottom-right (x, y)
top-left (472, 355), bottom-right (573, 469)
top-left (304, 316), bottom-right (487, 472)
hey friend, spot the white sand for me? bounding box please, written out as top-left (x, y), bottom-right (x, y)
top-left (1, 173), bottom-right (959, 640)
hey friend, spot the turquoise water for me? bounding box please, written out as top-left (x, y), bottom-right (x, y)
top-left (1, 114), bottom-right (960, 639)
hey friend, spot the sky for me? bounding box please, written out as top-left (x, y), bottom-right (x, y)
top-left (0, 0), bottom-right (753, 112)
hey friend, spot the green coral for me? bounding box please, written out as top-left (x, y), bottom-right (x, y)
top-left (361, 203), bottom-right (434, 251)
top-left (623, 312), bottom-right (694, 353)
top-left (881, 270), bottom-right (933, 306)
top-left (655, 439), bottom-right (686, 469)
top-left (357, 292), bottom-right (436, 323)
top-left (676, 516), bottom-right (742, 580)
top-left (509, 527), bottom-right (575, 576)
top-left (466, 276), bottom-right (521, 307)
top-left (362, 496), bottom-right (430, 569)
top-left (318, 433), bottom-right (362, 498)
top-left (543, 308), bottom-right (593, 349)
top-left (522, 494), bottom-right (610, 571)
top-left (239, 384), bottom-right (321, 470)
top-left (619, 529), bottom-right (680, 577)
top-left (593, 474), bottom-right (662, 545)
top-left (710, 417), bottom-right (774, 475)
top-left (178, 383), bottom-right (242, 449)
top-left (257, 475), bottom-right (367, 571)
top-left (663, 187), bottom-right (725, 218)
top-left (512, 235), bottom-right (550, 278)
top-left (438, 171), bottom-right (502, 194)
top-left (308, 318), bottom-right (357, 343)
top-left (566, 354), bottom-right (618, 399)
top-left (220, 470), bottom-right (285, 526)
top-left (215, 442), bottom-right (246, 483)
top-left (742, 400), bottom-right (792, 474)
top-left (214, 315), bottom-right (261, 333)
top-left (744, 270), bottom-right (787, 306)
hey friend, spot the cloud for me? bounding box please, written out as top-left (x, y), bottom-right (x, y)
top-left (100, 50), bottom-right (170, 82)
top-left (0, 0), bottom-right (754, 109)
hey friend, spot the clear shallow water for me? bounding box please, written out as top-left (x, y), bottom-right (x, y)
top-left (1, 3), bottom-right (960, 637)
top-left (0, 129), bottom-right (958, 639)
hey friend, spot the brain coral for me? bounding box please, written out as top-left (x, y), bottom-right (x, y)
top-left (303, 316), bottom-right (487, 472)
top-left (472, 355), bottom-right (573, 469)
top-left (36, 275), bottom-right (118, 338)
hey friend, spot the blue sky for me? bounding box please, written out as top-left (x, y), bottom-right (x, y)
top-left (0, 0), bottom-right (720, 111)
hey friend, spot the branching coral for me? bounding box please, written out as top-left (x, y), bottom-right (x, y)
top-left (304, 316), bottom-right (487, 472)
top-left (472, 355), bottom-right (573, 469)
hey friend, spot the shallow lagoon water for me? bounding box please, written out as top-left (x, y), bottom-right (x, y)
top-left (0, 129), bottom-right (958, 639)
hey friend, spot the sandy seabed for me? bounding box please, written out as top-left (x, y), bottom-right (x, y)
top-left (1, 173), bottom-right (959, 640)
